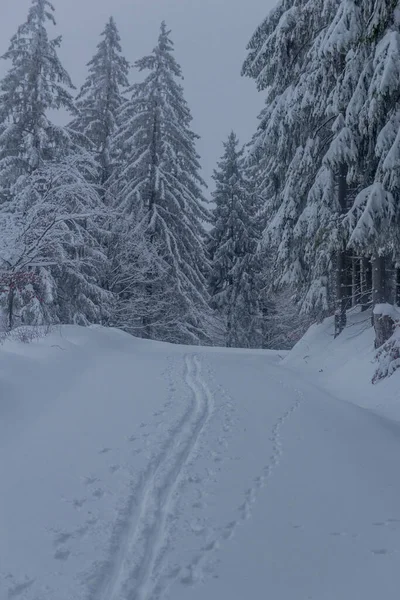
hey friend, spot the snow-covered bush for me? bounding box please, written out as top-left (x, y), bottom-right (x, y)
top-left (0, 270), bottom-right (51, 329)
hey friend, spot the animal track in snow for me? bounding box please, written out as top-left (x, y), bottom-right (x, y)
top-left (175, 385), bottom-right (303, 593)
top-left (5, 576), bottom-right (35, 599)
top-left (54, 549), bottom-right (70, 561)
top-left (53, 532), bottom-right (73, 546)
top-left (83, 476), bottom-right (99, 486)
top-left (72, 497), bottom-right (86, 509)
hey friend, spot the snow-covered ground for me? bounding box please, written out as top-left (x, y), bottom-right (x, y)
top-left (284, 307), bottom-right (400, 422)
top-left (1, 323), bottom-right (400, 600)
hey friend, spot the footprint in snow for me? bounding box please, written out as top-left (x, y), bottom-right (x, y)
top-left (75, 524), bottom-right (89, 538)
top-left (109, 464), bottom-right (120, 474)
top-left (72, 497), bottom-right (87, 509)
top-left (222, 521), bottom-right (236, 540)
top-left (53, 532), bottom-right (73, 547)
top-left (86, 513), bottom-right (98, 526)
top-left (6, 578), bottom-right (35, 598)
top-left (54, 549), bottom-right (71, 561)
top-left (187, 474), bottom-right (202, 484)
top-left (92, 488), bottom-right (105, 499)
top-left (372, 549), bottom-right (390, 555)
top-left (82, 476), bottom-right (98, 486)
top-left (99, 447), bottom-right (112, 454)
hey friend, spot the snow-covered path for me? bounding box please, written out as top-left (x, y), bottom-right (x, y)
top-left (1, 327), bottom-right (400, 600)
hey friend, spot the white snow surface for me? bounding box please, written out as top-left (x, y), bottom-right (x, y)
top-left (284, 307), bottom-right (400, 422)
top-left (1, 322), bottom-right (400, 600)
top-left (373, 302), bottom-right (400, 319)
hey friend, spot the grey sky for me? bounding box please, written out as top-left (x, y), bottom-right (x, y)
top-left (1, 0), bottom-right (277, 189)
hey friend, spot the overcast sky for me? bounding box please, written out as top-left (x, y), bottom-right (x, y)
top-left (1, 0), bottom-right (277, 189)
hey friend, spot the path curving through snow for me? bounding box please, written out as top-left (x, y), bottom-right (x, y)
top-left (1, 327), bottom-right (400, 600)
top-left (94, 354), bottom-right (214, 600)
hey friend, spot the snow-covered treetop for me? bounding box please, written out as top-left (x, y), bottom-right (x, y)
top-left (242, 0), bottom-right (340, 94)
top-left (0, 0), bottom-right (77, 193)
top-left (135, 21), bottom-right (182, 79)
top-left (71, 16), bottom-right (130, 187)
top-left (0, 0), bottom-right (75, 123)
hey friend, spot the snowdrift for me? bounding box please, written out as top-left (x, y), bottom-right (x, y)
top-left (284, 307), bottom-right (400, 422)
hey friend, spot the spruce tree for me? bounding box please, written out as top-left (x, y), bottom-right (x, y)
top-left (71, 17), bottom-right (130, 189)
top-left (209, 133), bottom-right (263, 348)
top-left (343, 0), bottom-right (400, 345)
top-left (243, 0), bottom-right (400, 348)
top-left (0, 0), bottom-right (76, 195)
top-left (111, 22), bottom-right (216, 344)
top-left (243, 0), bottom-right (342, 322)
top-left (0, 0), bottom-right (111, 328)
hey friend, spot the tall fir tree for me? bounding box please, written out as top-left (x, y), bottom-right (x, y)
top-left (209, 132), bottom-right (263, 348)
top-left (71, 17), bottom-right (130, 190)
top-left (0, 0), bottom-right (78, 198)
top-left (243, 0), bottom-right (400, 348)
top-left (243, 0), bottom-right (342, 323)
top-left (0, 0), bottom-right (111, 328)
top-left (111, 22), bottom-right (217, 344)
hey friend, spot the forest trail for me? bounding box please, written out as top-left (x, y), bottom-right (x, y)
top-left (1, 327), bottom-right (400, 600)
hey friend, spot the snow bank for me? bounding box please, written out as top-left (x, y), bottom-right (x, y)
top-left (0, 325), bottom-right (143, 446)
top-left (283, 307), bottom-right (400, 422)
top-left (373, 303), bottom-right (400, 319)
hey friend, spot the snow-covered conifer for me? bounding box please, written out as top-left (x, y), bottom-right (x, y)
top-left (110, 22), bottom-right (216, 344)
top-left (0, 0), bottom-right (76, 196)
top-left (243, 0), bottom-right (342, 321)
top-left (0, 0), bottom-right (112, 327)
top-left (244, 0), bottom-right (400, 346)
top-left (0, 153), bottom-right (112, 327)
top-left (71, 17), bottom-right (130, 189)
top-left (209, 133), bottom-right (263, 348)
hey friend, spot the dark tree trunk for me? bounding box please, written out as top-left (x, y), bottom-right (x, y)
top-left (372, 254), bottom-right (386, 305)
top-left (334, 162), bottom-right (349, 338)
top-left (226, 273), bottom-right (234, 348)
top-left (395, 266), bottom-right (400, 306)
top-left (335, 248), bottom-right (348, 336)
top-left (351, 256), bottom-right (359, 307)
top-left (8, 286), bottom-right (15, 330)
top-left (372, 255), bottom-right (394, 348)
top-left (360, 256), bottom-right (371, 312)
top-left (143, 107), bottom-right (159, 339)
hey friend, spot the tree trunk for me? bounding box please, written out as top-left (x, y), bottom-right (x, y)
top-left (335, 248), bottom-right (348, 336)
top-left (334, 162), bottom-right (349, 338)
top-left (351, 256), bottom-right (359, 307)
top-left (8, 286), bottom-right (15, 330)
top-left (360, 256), bottom-right (371, 312)
top-left (395, 266), bottom-right (400, 306)
top-left (143, 106), bottom-right (159, 339)
top-left (372, 254), bottom-right (393, 348)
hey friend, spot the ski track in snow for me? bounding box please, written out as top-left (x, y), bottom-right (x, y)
top-left (172, 377), bottom-right (304, 591)
top-left (94, 353), bottom-right (214, 600)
